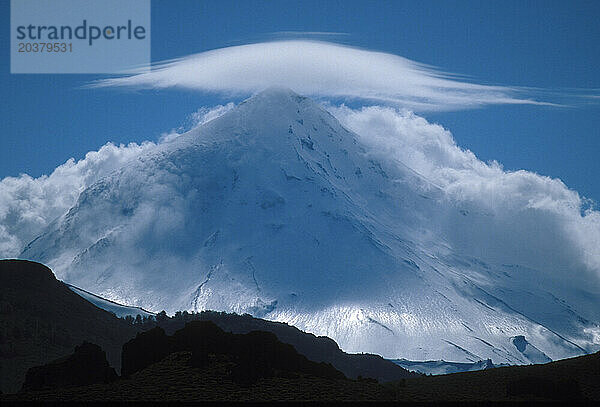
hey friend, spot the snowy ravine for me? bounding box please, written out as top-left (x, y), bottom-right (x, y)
top-left (20, 88), bottom-right (600, 364)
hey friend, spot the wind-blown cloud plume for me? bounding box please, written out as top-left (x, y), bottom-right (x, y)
top-left (329, 105), bottom-right (600, 279)
top-left (3, 99), bottom-right (599, 285)
top-left (0, 105), bottom-right (233, 258)
top-left (0, 142), bottom-right (155, 257)
top-left (93, 40), bottom-right (552, 111)
top-left (2, 93), bottom-right (600, 362)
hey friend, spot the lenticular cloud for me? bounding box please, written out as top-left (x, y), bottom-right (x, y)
top-left (92, 40), bottom-right (550, 111)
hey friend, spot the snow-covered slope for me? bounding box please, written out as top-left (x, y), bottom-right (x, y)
top-left (20, 88), bottom-right (600, 364)
top-left (391, 358), bottom-right (498, 375)
top-left (67, 284), bottom-right (154, 319)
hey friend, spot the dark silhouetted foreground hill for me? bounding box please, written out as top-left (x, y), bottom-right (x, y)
top-left (5, 343), bottom-right (599, 401)
top-left (0, 260), bottom-right (138, 393)
top-left (3, 259), bottom-right (598, 401)
top-left (21, 342), bottom-right (117, 391)
top-left (0, 259), bottom-right (413, 393)
top-left (11, 351), bottom-right (387, 401)
top-left (121, 321), bottom-right (344, 385)
top-left (0, 260), bottom-right (414, 393)
top-left (9, 322), bottom-right (385, 401)
top-left (154, 310), bottom-right (417, 382)
top-left (391, 350), bottom-right (600, 401)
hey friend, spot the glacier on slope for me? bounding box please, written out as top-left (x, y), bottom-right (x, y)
top-left (20, 88), bottom-right (600, 364)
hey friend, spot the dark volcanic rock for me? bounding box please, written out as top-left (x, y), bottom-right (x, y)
top-left (21, 342), bottom-right (117, 391)
top-left (0, 260), bottom-right (411, 392)
top-left (121, 320), bottom-right (345, 385)
top-left (157, 311), bottom-right (417, 382)
top-left (0, 260), bottom-right (138, 393)
top-left (506, 376), bottom-right (582, 400)
top-left (121, 327), bottom-right (170, 377)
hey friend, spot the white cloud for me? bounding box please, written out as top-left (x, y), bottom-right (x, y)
top-left (3, 89), bottom-right (598, 361)
top-left (2, 97), bottom-right (599, 289)
top-left (159, 103), bottom-right (235, 143)
top-left (328, 104), bottom-right (600, 280)
top-left (190, 103), bottom-right (236, 127)
top-left (93, 40), bottom-right (554, 111)
top-left (0, 103), bottom-right (237, 259)
top-left (0, 142), bottom-right (157, 257)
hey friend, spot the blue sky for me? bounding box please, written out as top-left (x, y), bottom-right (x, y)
top-left (1, 0), bottom-right (599, 201)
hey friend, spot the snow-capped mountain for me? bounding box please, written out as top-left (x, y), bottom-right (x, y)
top-left (21, 88), bottom-right (600, 364)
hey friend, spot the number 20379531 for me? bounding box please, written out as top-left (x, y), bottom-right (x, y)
top-left (18, 42), bottom-right (73, 52)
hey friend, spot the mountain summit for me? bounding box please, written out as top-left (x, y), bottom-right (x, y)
top-left (21, 89), bottom-right (600, 363)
